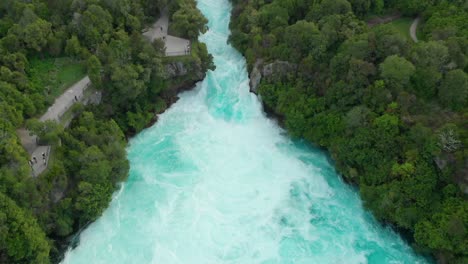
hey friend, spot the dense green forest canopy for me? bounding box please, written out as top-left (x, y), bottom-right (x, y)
top-left (229, 0), bottom-right (467, 263)
top-left (0, 0), bottom-right (211, 263)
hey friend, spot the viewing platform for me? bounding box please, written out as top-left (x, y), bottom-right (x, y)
top-left (18, 76), bottom-right (101, 177)
top-left (143, 8), bottom-right (191, 56)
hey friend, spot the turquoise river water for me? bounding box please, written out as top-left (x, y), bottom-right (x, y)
top-left (62, 0), bottom-right (430, 263)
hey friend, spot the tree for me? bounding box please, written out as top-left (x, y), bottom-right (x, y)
top-left (109, 63), bottom-right (147, 106)
top-left (52, 198), bottom-right (74, 237)
top-left (8, 8), bottom-right (52, 52)
top-left (371, 0), bottom-right (384, 14)
top-left (438, 69), bottom-right (468, 110)
top-left (411, 41), bottom-right (449, 70)
top-left (395, 0), bottom-right (433, 16)
top-left (171, 0), bottom-right (208, 40)
top-left (415, 198), bottom-right (467, 259)
top-left (74, 182), bottom-right (112, 224)
top-left (19, 18), bottom-right (52, 52)
top-left (65, 35), bottom-right (82, 57)
top-left (371, 26), bottom-right (409, 61)
top-left (87, 55), bottom-right (102, 88)
top-left (411, 67), bottom-right (441, 99)
top-left (0, 192), bottom-right (50, 263)
top-left (47, 35), bottom-right (63, 56)
top-left (79, 5), bottom-right (113, 48)
top-left (437, 125), bottom-right (462, 153)
top-left (380, 55), bottom-right (415, 90)
top-left (258, 3), bottom-right (289, 31)
top-left (78, 146), bottom-right (111, 184)
top-left (348, 0), bottom-right (371, 17)
top-left (26, 119), bottom-right (62, 145)
top-left (346, 106), bottom-right (372, 128)
top-left (284, 20), bottom-right (326, 62)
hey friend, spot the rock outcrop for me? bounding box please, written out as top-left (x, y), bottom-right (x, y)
top-left (165, 61), bottom-right (188, 78)
top-left (249, 59), bottom-right (263, 94)
top-left (262, 60), bottom-right (297, 79)
top-left (164, 60), bottom-right (205, 80)
top-left (248, 60), bottom-right (298, 94)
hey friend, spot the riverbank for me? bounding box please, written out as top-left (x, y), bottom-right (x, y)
top-left (51, 3), bottom-right (215, 260)
top-left (228, 1), bottom-right (467, 263)
top-left (56, 77), bottom-right (203, 262)
top-left (0, 0), bottom-right (216, 262)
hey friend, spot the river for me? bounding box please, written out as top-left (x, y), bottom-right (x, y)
top-left (62, 0), bottom-right (429, 263)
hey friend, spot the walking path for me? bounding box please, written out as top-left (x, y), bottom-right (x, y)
top-left (367, 13), bottom-right (401, 27)
top-left (40, 76), bottom-right (90, 122)
top-left (18, 76), bottom-right (92, 177)
top-left (143, 8), bottom-right (191, 56)
top-left (19, 6), bottom-right (189, 177)
top-left (410, 17), bottom-right (420, 43)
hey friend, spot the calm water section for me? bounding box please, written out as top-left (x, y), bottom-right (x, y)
top-left (62, 0), bottom-right (429, 263)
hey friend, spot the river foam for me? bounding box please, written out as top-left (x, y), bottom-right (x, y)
top-left (62, 0), bottom-right (430, 263)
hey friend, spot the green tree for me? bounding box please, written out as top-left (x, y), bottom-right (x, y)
top-left (438, 69), bottom-right (468, 110)
top-left (415, 198), bottom-right (467, 260)
top-left (87, 55), bottom-right (102, 88)
top-left (380, 55), bottom-right (415, 90)
top-left (284, 20), bottom-right (326, 62)
top-left (348, 0), bottom-right (371, 17)
top-left (52, 198), bottom-right (74, 237)
top-left (411, 67), bottom-right (441, 99)
top-left (14, 8), bottom-right (52, 52)
top-left (371, 25), bottom-right (409, 61)
top-left (258, 3), bottom-right (289, 31)
top-left (78, 146), bottom-right (111, 184)
top-left (411, 41), bottom-right (449, 70)
top-left (79, 5), bottom-right (113, 49)
top-left (171, 0), bottom-right (208, 40)
top-left (395, 0), bottom-right (433, 16)
top-left (26, 119), bottom-right (62, 145)
top-left (65, 35), bottom-right (82, 57)
top-left (0, 192), bottom-right (50, 263)
top-left (74, 182), bottom-right (112, 224)
top-left (371, 0), bottom-right (384, 14)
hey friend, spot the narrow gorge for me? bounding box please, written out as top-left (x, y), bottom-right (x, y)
top-left (62, 0), bottom-right (430, 263)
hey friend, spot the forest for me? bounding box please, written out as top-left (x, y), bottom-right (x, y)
top-left (0, 0), bottom-right (211, 263)
top-left (229, 0), bottom-right (467, 263)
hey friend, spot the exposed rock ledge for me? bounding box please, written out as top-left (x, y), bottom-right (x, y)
top-left (165, 61), bottom-right (188, 78)
top-left (249, 59), bottom-right (298, 94)
top-left (165, 60), bottom-right (205, 79)
top-left (249, 59), bottom-right (263, 94)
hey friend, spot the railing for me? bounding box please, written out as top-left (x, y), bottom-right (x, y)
top-left (165, 50), bottom-right (191, 57)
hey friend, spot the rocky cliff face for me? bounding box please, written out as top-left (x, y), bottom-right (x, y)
top-left (164, 60), bottom-right (205, 80)
top-left (165, 61), bottom-right (188, 78)
top-left (248, 60), bottom-right (298, 94)
top-left (249, 59), bottom-right (263, 94)
top-left (160, 59), bottom-right (206, 106)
